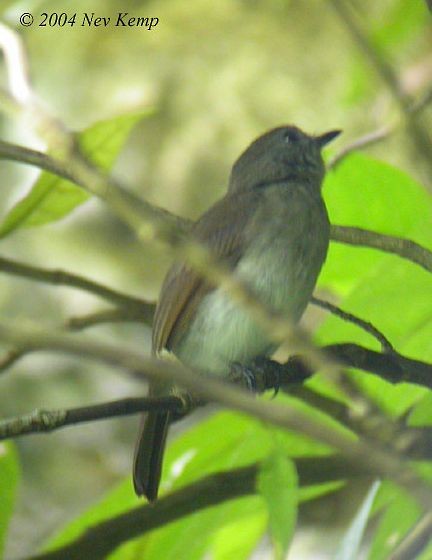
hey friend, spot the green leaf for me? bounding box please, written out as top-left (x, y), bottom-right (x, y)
top-left (335, 480), bottom-right (381, 560)
top-left (210, 508), bottom-right (267, 560)
top-left (321, 153), bottom-right (432, 296)
top-left (256, 451), bottom-right (298, 560)
top-left (0, 442), bottom-right (20, 557)
top-left (0, 110), bottom-right (148, 238)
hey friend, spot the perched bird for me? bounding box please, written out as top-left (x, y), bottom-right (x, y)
top-left (133, 125), bottom-right (341, 501)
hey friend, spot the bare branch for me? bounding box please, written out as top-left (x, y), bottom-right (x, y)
top-left (0, 307), bottom-right (154, 375)
top-left (0, 255), bottom-right (154, 314)
top-left (331, 225), bottom-right (432, 273)
top-left (0, 396), bottom-right (184, 440)
top-left (329, 83), bottom-right (432, 169)
top-left (329, 125), bottom-right (393, 169)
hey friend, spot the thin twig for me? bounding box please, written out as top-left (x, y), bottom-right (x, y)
top-left (0, 255), bottom-right (154, 315)
top-left (66, 307), bottom-right (152, 330)
top-left (329, 83), bottom-right (432, 169)
top-left (331, 225), bottom-right (432, 273)
top-left (329, 125), bottom-right (393, 169)
top-left (0, 307), bottom-right (154, 374)
top-left (311, 296), bottom-right (394, 352)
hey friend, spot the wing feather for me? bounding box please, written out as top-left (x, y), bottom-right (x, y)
top-left (152, 190), bottom-right (260, 353)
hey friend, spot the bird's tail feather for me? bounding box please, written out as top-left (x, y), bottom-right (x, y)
top-left (133, 411), bottom-right (170, 501)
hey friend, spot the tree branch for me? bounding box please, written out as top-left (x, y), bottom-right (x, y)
top-left (0, 396), bottom-right (184, 440)
top-left (311, 296), bottom-right (394, 352)
top-left (0, 255), bottom-right (153, 315)
top-left (329, 83), bottom-right (432, 169)
top-left (330, 225), bottom-right (432, 273)
top-left (29, 456), bottom-right (368, 560)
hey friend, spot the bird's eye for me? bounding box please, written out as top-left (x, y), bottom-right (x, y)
top-left (283, 129), bottom-right (300, 144)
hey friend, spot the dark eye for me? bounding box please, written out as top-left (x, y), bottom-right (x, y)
top-left (283, 129), bottom-right (300, 144)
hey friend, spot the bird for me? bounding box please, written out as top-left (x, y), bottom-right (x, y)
top-left (133, 124), bottom-right (341, 501)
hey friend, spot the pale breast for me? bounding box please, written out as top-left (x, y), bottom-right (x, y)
top-left (174, 184), bottom-right (329, 375)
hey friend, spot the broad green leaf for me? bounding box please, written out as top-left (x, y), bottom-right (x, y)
top-left (0, 442), bottom-right (19, 557)
top-left (321, 153), bottom-right (432, 296)
top-left (409, 393), bottom-right (432, 426)
top-left (335, 480), bottom-right (381, 560)
top-left (257, 451), bottom-right (298, 560)
top-left (210, 509), bottom-right (267, 560)
top-left (0, 110), bottom-right (148, 238)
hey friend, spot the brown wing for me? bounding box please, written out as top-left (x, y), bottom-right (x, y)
top-left (152, 190), bottom-right (261, 353)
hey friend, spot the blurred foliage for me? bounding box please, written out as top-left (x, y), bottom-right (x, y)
top-left (0, 0), bottom-right (431, 558)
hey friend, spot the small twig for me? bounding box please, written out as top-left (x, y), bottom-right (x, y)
top-left (331, 225), bottom-right (432, 273)
top-left (0, 307), bottom-right (154, 374)
top-left (389, 512), bottom-right (432, 560)
top-left (66, 307), bottom-right (152, 330)
top-left (311, 296), bottom-right (394, 352)
top-left (329, 83), bottom-right (432, 169)
top-left (0, 255), bottom-right (154, 315)
top-left (0, 396), bottom-right (184, 440)
top-left (328, 125), bottom-right (393, 169)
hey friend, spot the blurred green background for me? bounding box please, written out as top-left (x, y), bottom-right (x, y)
top-left (0, 0), bottom-right (431, 558)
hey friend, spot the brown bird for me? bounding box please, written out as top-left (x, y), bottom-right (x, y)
top-left (133, 125), bottom-right (341, 501)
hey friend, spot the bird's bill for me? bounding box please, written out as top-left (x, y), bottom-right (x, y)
top-left (315, 129), bottom-right (342, 147)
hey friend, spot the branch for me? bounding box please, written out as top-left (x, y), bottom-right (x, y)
top-left (330, 225), bottom-right (432, 273)
top-left (0, 307), bottom-right (153, 375)
top-left (311, 296), bottom-right (394, 352)
top-left (0, 255), bottom-right (154, 315)
top-left (329, 84), bottom-right (432, 169)
top-left (65, 307), bottom-right (152, 330)
top-left (29, 456), bottom-right (368, 560)
top-left (329, 125), bottom-right (392, 169)
top-left (0, 396), bottom-right (184, 439)
top-left (284, 343), bottom-right (432, 389)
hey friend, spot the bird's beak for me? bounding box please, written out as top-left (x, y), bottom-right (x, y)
top-left (315, 129), bottom-right (342, 148)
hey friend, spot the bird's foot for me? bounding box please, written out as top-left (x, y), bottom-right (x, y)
top-left (229, 362), bottom-right (258, 392)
